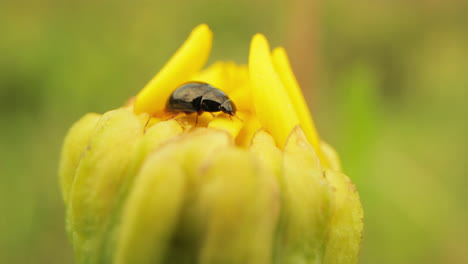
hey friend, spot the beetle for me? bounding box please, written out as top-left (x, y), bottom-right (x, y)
top-left (166, 82), bottom-right (236, 116)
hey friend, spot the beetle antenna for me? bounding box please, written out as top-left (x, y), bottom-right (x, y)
top-left (235, 114), bottom-right (244, 122)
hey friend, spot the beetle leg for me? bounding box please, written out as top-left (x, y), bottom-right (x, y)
top-left (194, 114), bottom-right (199, 127)
top-left (164, 112), bottom-right (182, 121)
top-left (143, 116), bottom-right (151, 133)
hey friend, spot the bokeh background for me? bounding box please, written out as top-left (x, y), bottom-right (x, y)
top-left (1, 0), bottom-right (467, 263)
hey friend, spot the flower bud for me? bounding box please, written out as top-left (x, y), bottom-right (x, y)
top-left (59, 24), bottom-right (363, 264)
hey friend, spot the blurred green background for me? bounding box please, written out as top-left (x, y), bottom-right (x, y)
top-left (1, 0), bottom-right (467, 263)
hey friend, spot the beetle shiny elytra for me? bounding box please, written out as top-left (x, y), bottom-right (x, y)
top-left (167, 82), bottom-right (236, 116)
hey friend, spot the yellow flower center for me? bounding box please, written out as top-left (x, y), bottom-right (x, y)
top-left (133, 24), bottom-right (327, 165)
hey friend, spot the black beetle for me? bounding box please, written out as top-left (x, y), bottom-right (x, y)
top-left (166, 82), bottom-right (236, 116)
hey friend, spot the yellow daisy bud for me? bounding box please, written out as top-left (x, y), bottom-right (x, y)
top-left (59, 24), bottom-right (363, 264)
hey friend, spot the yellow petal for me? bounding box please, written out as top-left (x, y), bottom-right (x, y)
top-left (193, 62), bottom-right (252, 113)
top-left (134, 24), bottom-right (213, 115)
top-left (271, 47), bottom-right (320, 151)
top-left (191, 61), bottom-right (227, 91)
top-left (249, 34), bottom-right (299, 148)
top-left (232, 112), bottom-right (261, 148)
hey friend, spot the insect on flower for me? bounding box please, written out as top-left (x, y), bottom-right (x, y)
top-left (59, 24), bottom-right (364, 264)
top-left (166, 82), bottom-right (237, 116)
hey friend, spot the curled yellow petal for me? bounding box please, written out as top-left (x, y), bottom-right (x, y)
top-left (249, 34), bottom-right (299, 148)
top-left (134, 24), bottom-right (213, 115)
top-left (271, 47), bottom-right (320, 151)
top-left (235, 113), bottom-right (261, 148)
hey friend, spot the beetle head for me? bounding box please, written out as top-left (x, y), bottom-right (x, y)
top-left (220, 99), bottom-right (236, 116)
